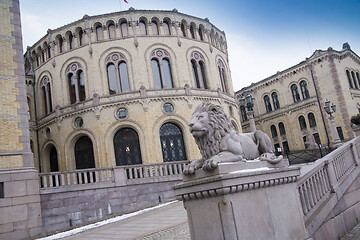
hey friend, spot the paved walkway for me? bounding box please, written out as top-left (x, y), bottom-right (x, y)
top-left (60, 201), bottom-right (190, 240)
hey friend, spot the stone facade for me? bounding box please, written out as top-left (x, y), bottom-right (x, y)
top-left (24, 8), bottom-right (240, 173)
top-left (0, 0), bottom-right (42, 239)
top-left (236, 44), bottom-right (360, 152)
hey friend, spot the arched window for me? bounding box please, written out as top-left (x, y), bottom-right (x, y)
top-left (180, 22), bottom-right (186, 37)
top-left (291, 84), bottom-right (301, 102)
top-left (139, 20), bottom-right (147, 35)
top-left (163, 19), bottom-right (171, 35)
top-left (218, 60), bottom-right (227, 93)
top-left (271, 92), bottom-right (280, 109)
top-left (27, 97), bottom-right (32, 120)
top-left (78, 29), bottom-right (85, 46)
top-left (298, 115), bottom-right (307, 130)
top-left (114, 128), bottom-right (142, 166)
top-left (160, 123), bottom-right (187, 162)
top-left (199, 25), bottom-right (204, 41)
top-left (279, 122), bottom-right (286, 135)
top-left (190, 24), bottom-right (196, 39)
top-left (308, 112), bottom-right (317, 127)
top-left (351, 71), bottom-right (358, 89)
top-left (300, 81), bottom-right (310, 99)
top-left (66, 62), bottom-right (86, 104)
top-left (68, 33), bottom-right (74, 50)
top-left (108, 23), bottom-right (116, 39)
top-left (347, 70), bottom-right (354, 88)
top-left (40, 76), bottom-right (52, 114)
top-left (120, 21), bottom-right (128, 37)
top-left (240, 105), bottom-right (247, 121)
top-left (151, 49), bottom-right (173, 89)
top-left (151, 20), bottom-right (159, 35)
top-left (270, 125), bottom-right (278, 138)
top-left (57, 36), bottom-right (64, 53)
top-left (75, 136), bottom-right (95, 169)
top-left (49, 145), bottom-right (59, 172)
top-left (357, 72), bottom-right (360, 87)
top-left (264, 95), bottom-right (272, 112)
top-left (191, 52), bottom-right (207, 89)
top-left (106, 52), bottom-right (130, 94)
top-left (96, 25), bottom-right (103, 41)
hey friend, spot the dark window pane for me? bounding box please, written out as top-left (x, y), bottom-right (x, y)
top-left (119, 62), bottom-right (130, 92)
top-left (108, 24), bottom-right (115, 39)
top-left (199, 61), bottom-right (207, 88)
top-left (50, 146), bottom-right (59, 172)
top-left (152, 59), bottom-right (162, 89)
top-left (191, 60), bottom-right (199, 88)
top-left (121, 22), bottom-right (128, 37)
top-left (162, 59), bottom-right (173, 88)
top-left (107, 64), bottom-right (118, 94)
top-left (78, 71), bottom-right (85, 101)
top-left (160, 123), bottom-right (187, 162)
top-left (68, 74), bottom-right (76, 104)
top-left (114, 128), bottom-right (142, 166)
top-left (75, 136), bottom-right (95, 169)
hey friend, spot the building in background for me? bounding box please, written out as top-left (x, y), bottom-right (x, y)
top-left (236, 43), bottom-right (360, 153)
top-left (24, 8), bottom-right (240, 173)
top-left (0, 0), bottom-right (42, 239)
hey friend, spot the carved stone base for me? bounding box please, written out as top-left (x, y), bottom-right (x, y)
top-left (174, 162), bottom-right (308, 240)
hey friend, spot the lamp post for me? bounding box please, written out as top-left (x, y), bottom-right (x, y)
top-left (323, 99), bottom-right (341, 147)
top-left (239, 90), bottom-right (256, 132)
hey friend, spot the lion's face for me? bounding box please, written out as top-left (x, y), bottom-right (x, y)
top-left (189, 111), bottom-right (209, 138)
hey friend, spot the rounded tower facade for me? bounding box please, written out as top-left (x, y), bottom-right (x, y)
top-left (25, 8), bottom-right (240, 172)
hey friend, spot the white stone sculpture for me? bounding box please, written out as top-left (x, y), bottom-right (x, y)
top-left (184, 102), bottom-right (283, 175)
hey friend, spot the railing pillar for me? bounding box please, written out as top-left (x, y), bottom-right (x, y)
top-left (113, 167), bottom-right (127, 186)
top-left (324, 159), bottom-right (338, 193)
top-left (350, 142), bottom-right (359, 166)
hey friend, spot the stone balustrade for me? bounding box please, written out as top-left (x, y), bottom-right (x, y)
top-left (39, 160), bottom-right (189, 192)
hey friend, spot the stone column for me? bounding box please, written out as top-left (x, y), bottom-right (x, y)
top-left (175, 162), bottom-right (308, 240)
top-left (329, 115), bottom-right (342, 147)
top-left (247, 110), bottom-right (256, 132)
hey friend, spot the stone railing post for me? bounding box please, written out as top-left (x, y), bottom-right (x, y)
top-left (175, 162), bottom-right (308, 240)
top-left (350, 142), bottom-right (359, 166)
top-left (113, 167), bottom-right (127, 186)
top-left (324, 159), bottom-right (338, 193)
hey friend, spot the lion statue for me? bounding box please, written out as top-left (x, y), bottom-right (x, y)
top-left (183, 102), bottom-right (283, 175)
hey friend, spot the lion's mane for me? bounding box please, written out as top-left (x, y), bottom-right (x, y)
top-left (193, 102), bottom-right (234, 160)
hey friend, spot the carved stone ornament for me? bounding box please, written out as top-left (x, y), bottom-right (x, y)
top-left (183, 102), bottom-right (284, 175)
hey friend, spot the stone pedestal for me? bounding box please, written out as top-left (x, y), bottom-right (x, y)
top-left (175, 161), bottom-right (308, 240)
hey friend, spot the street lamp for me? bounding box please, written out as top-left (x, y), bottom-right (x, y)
top-left (323, 99), bottom-right (341, 147)
top-left (239, 90), bottom-right (256, 132)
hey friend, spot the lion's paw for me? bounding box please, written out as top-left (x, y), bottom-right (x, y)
top-left (202, 158), bottom-right (219, 171)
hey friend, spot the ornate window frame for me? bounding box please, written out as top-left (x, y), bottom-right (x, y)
top-left (106, 52), bottom-right (130, 94)
top-left (150, 49), bottom-right (174, 89)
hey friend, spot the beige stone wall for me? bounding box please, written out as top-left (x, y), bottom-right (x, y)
top-left (236, 46), bottom-right (360, 151)
top-left (26, 9), bottom-right (240, 172)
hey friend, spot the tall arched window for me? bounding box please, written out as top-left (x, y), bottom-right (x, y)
top-left (108, 23), bottom-right (116, 39)
top-left (114, 128), bottom-right (142, 166)
top-left (357, 72), bottom-right (360, 87)
top-left (291, 84), bottom-right (301, 102)
top-left (163, 19), bottom-right (171, 35)
top-left (106, 52), bottom-right (130, 94)
top-left (180, 22), bottom-right (186, 37)
top-left (66, 62), bottom-right (86, 104)
top-left (120, 21), bottom-right (128, 37)
top-left (264, 95), bottom-right (272, 112)
top-left (190, 24), bottom-right (196, 39)
top-left (139, 20), bottom-right (147, 35)
top-left (351, 71), bottom-right (358, 89)
top-left (96, 25), bottom-right (103, 41)
top-left (78, 29), bottom-right (85, 46)
top-left (347, 70), bottom-right (354, 88)
top-left (279, 122), bottom-right (286, 135)
top-left (300, 81), bottom-right (310, 99)
top-left (151, 49), bottom-right (173, 89)
top-left (40, 76), bottom-right (52, 114)
top-left (298, 115), bottom-right (307, 130)
top-left (68, 33), bottom-right (75, 50)
top-left (270, 125), bottom-right (278, 138)
top-left (308, 113), bottom-right (317, 127)
top-left (191, 52), bottom-right (207, 89)
top-left (199, 25), bottom-right (204, 41)
top-left (271, 92), bottom-right (280, 109)
top-left (57, 36), bottom-right (64, 53)
top-left (151, 20), bottom-right (159, 35)
top-left (49, 145), bottom-right (59, 172)
top-left (160, 123), bottom-right (187, 162)
top-left (75, 136), bottom-right (95, 169)
top-left (218, 60), bottom-right (227, 93)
